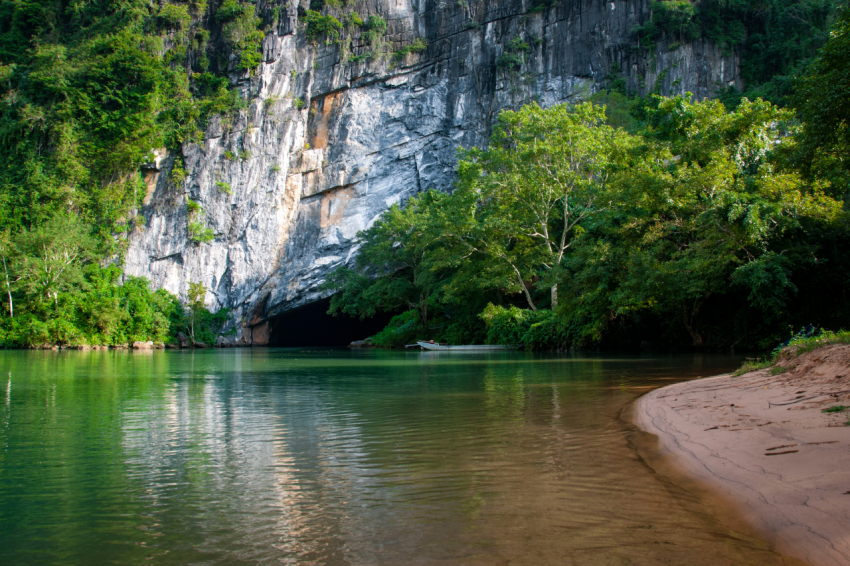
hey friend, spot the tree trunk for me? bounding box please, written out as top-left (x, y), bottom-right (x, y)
top-left (421, 293), bottom-right (428, 334)
top-left (512, 266), bottom-right (537, 311)
top-left (551, 284), bottom-right (558, 309)
top-left (2, 257), bottom-right (11, 318)
top-left (682, 300), bottom-right (705, 347)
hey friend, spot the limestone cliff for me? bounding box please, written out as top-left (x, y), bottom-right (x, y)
top-left (123, 0), bottom-right (740, 345)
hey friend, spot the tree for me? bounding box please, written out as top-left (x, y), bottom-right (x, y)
top-left (0, 231), bottom-right (17, 318)
top-left (454, 102), bottom-right (633, 308)
top-left (186, 281), bottom-right (208, 343)
top-left (13, 216), bottom-right (96, 308)
top-left (794, 7), bottom-right (850, 196)
top-left (324, 191), bottom-right (446, 331)
top-left (563, 95), bottom-right (842, 346)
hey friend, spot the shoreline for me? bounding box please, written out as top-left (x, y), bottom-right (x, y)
top-left (630, 344), bottom-right (850, 566)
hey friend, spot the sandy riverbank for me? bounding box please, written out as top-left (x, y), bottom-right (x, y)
top-left (632, 344), bottom-right (850, 566)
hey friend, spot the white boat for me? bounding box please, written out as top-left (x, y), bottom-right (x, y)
top-left (416, 341), bottom-right (519, 351)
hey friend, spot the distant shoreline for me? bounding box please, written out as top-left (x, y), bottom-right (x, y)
top-left (631, 344), bottom-right (850, 566)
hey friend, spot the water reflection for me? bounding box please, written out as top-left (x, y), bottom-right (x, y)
top-left (0, 349), bottom-right (800, 565)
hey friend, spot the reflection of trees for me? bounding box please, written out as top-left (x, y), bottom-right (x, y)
top-left (484, 367), bottom-right (527, 423)
top-left (1, 350), bottom-right (735, 565)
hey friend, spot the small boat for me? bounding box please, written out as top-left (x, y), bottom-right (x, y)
top-left (416, 341), bottom-right (519, 351)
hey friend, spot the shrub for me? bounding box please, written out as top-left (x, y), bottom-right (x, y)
top-left (216, 0), bottom-right (245, 21)
top-left (393, 38), bottom-right (428, 61)
top-left (371, 310), bottom-right (421, 347)
top-left (480, 304), bottom-right (569, 349)
top-left (221, 3), bottom-right (265, 71)
top-left (159, 4), bottom-right (191, 29)
top-left (188, 221), bottom-right (215, 243)
top-left (304, 10), bottom-right (343, 41)
top-left (348, 51), bottom-right (373, 64)
top-left (496, 37), bottom-right (530, 69)
top-left (361, 14), bottom-right (387, 44)
top-left (345, 12), bottom-right (364, 27)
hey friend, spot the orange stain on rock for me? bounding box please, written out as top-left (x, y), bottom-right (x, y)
top-left (309, 91), bottom-right (344, 150)
top-left (320, 186), bottom-right (354, 229)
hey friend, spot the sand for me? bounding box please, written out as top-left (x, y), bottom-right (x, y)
top-left (633, 344), bottom-right (850, 566)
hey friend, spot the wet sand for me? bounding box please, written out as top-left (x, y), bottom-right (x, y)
top-left (633, 344), bottom-right (850, 566)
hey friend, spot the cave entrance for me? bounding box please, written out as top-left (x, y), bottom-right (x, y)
top-left (267, 297), bottom-right (398, 347)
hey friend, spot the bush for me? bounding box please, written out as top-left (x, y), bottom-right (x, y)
top-left (496, 37), bottom-right (530, 69)
top-left (216, 0), bottom-right (245, 21)
top-left (345, 12), bottom-right (364, 27)
top-left (480, 304), bottom-right (569, 349)
top-left (393, 38), bottom-right (428, 61)
top-left (0, 265), bottom-right (184, 348)
top-left (221, 3), bottom-right (265, 71)
top-left (304, 10), bottom-right (343, 41)
top-left (371, 310), bottom-right (421, 347)
top-left (361, 14), bottom-right (387, 44)
top-left (188, 221), bottom-right (215, 243)
top-left (159, 4), bottom-right (192, 29)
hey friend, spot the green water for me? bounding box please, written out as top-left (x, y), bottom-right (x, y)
top-left (0, 349), bottom-right (795, 565)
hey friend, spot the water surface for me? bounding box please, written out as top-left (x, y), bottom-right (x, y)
top-left (0, 349), bottom-right (795, 565)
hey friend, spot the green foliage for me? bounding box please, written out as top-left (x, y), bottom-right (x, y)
top-left (497, 36), bottom-right (531, 69)
top-left (304, 10), bottom-right (343, 41)
top-left (0, 0), bottom-right (250, 252)
top-left (393, 39), bottom-right (428, 61)
top-left (323, 191), bottom-right (446, 330)
top-left (626, 0), bottom-right (839, 104)
top-left (361, 14), bottom-right (387, 45)
top-left (159, 4), bottom-right (192, 30)
top-left (348, 51), bottom-right (374, 64)
top-left (822, 404), bottom-right (848, 413)
top-left (480, 304), bottom-right (569, 349)
top-left (186, 198), bottom-right (214, 243)
top-left (186, 281), bottom-right (206, 341)
top-left (633, 0), bottom-right (699, 48)
top-left (0, 217), bottom-right (200, 348)
top-left (783, 329), bottom-right (850, 355)
top-left (329, 94), bottom-right (850, 350)
top-left (216, 0), bottom-right (246, 22)
top-left (526, 0), bottom-right (558, 14)
top-left (220, 2), bottom-right (265, 71)
top-left (793, 7), bottom-right (850, 192)
top-left (345, 12), bottom-right (364, 27)
top-left (737, 0), bottom-right (837, 102)
top-left (370, 310), bottom-right (421, 347)
top-left (188, 221), bottom-right (215, 243)
top-left (733, 357), bottom-right (775, 376)
top-left (216, 181), bottom-right (233, 194)
top-left (293, 97), bottom-right (306, 109)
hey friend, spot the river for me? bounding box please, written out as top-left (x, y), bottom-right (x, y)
top-left (0, 349), bottom-right (795, 565)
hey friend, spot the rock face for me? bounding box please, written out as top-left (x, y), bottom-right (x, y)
top-left (123, 0), bottom-right (740, 345)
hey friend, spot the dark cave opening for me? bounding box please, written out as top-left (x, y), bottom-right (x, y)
top-left (267, 297), bottom-right (398, 347)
